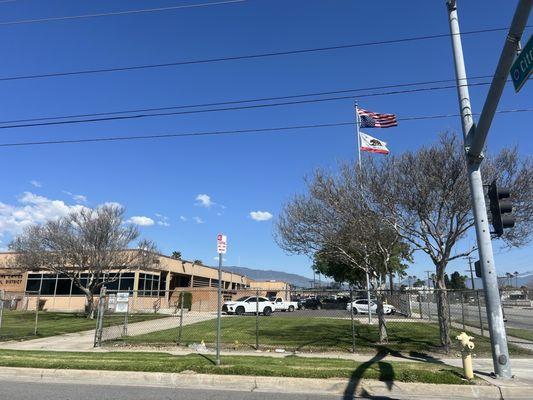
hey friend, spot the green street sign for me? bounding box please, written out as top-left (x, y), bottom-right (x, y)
top-left (511, 34), bottom-right (533, 93)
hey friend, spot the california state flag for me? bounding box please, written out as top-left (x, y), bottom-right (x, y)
top-left (360, 131), bottom-right (390, 155)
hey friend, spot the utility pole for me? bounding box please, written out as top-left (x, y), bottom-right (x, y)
top-left (467, 257), bottom-right (476, 291)
top-left (445, 0), bottom-right (531, 378)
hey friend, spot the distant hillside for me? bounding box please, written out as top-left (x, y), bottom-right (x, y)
top-left (467, 271), bottom-right (533, 289)
top-left (223, 266), bottom-right (313, 288)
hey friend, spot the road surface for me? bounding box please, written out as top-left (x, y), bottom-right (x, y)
top-left (0, 381), bottom-right (340, 400)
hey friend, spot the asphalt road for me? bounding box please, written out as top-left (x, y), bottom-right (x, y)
top-left (0, 381), bottom-right (340, 400)
top-left (419, 300), bottom-right (533, 332)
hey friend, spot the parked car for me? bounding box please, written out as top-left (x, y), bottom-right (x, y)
top-left (222, 296), bottom-right (275, 316)
top-left (298, 298), bottom-right (323, 310)
top-left (346, 299), bottom-right (396, 315)
top-left (272, 297), bottom-right (298, 312)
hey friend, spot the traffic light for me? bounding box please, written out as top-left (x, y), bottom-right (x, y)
top-left (488, 180), bottom-right (515, 236)
top-left (474, 260), bottom-right (482, 278)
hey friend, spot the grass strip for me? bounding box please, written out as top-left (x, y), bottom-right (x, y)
top-left (0, 349), bottom-right (472, 385)
top-left (0, 311), bottom-right (164, 341)
top-left (111, 317), bottom-right (526, 356)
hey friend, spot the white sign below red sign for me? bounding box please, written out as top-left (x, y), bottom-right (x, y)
top-left (217, 234), bottom-right (227, 254)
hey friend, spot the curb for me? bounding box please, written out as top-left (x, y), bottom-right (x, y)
top-left (1, 367), bottom-right (530, 398)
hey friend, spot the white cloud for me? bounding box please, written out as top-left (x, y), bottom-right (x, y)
top-left (72, 194), bottom-right (87, 203)
top-left (195, 194), bottom-right (213, 208)
top-left (193, 216), bottom-right (204, 224)
top-left (30, 180), bottom-right (42, 188)
top-left (249, 211), bottom-right (273, 222)
top-left (62, 191), bottom-right (87, 204)
top-left (154, 213), bottom-right (170, 227)
top-left (0, 192), bottom-right (85, 238)
top-left (179, 216), bottom-right (187, 222)
top-left (127, 216), bottom-right (155, 226)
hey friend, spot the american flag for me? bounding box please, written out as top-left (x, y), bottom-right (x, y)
top-left (357, 108), bottom-right (398, 128)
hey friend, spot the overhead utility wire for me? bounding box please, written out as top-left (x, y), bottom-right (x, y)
top-left (0, 75), bottom-right (496, 126)
top-left (0, 109), bottom-right (530, 149)
top-left (0, 0), bottom-right (246, 26)
top-left (0, 80), bottom-right (510, 130)
top-left (1, 26), bottom-right (530, 82)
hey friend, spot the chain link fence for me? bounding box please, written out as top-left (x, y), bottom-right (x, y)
top-left (0, 290), bottom-right (42, 340)
top-left (92, 287), bottom-right (533, 353)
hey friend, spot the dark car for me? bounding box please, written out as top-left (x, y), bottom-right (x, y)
top-left (298, 298), bottom-right (323, 310)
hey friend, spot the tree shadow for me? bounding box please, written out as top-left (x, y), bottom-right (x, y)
top-left (343, 351), bottom-right (394, 400)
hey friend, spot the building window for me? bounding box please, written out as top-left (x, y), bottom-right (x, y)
top-left (138, 273), bottom-right (160, 297)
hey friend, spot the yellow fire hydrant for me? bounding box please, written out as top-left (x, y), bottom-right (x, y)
top-left (456, 332), bottom-right (475, 380)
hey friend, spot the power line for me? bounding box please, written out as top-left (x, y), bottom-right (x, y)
top-left (0, 0), bottom-right (246, 26)
top-left (0, 75), bottom-right (497, 126)
top-left (1, 25), bottom-right (530, 82)
top-left (0, 80), bottom-right (506, 130)
top-left (0, 109), bottom-right (530, 148)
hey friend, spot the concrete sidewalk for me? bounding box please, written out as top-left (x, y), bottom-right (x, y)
top-left (0, 311), bottom-right (217, 351)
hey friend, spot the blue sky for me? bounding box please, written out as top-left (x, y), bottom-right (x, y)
top-left (0, 0), bottom-right (531, 282)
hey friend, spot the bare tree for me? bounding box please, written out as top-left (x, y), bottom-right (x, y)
top-left (9, 204), bottom-right (157, 318)
top-left (361, 133), bottom-right (533, 351)
top-left (275, 169), bottom-right (411, 343)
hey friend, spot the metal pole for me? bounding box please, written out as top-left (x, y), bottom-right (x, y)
top-left (177, 291), bottom-right (184, 345)
top-left (468, 0), bottom-right (532, 157)
top-left (365, 270), bottom-right (372, 324)
top-left (425, 271), bottom-right (432, 320)
top-left (34, 291), bottom-right (41, 336)
top-left (446, 0), bottom-right (512, 378)
top-left (216, 253), bottom-right (222, 366)
top-left (0, 290), bottom-right (4, 330)
top-left (418, 293), bottom-right (423, 319)
top-left (477, 290), bottom-right (484, 336)
top-left (355, 102), bottom-right (362, 168)
top-left (350, 288), bottom-right (356, 353)
top-left (461, 291), bottom-right (466, 330)
top-left (255, 289), bottom-right (259, 350)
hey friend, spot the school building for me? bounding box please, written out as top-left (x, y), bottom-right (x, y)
top-left (0, 252), bottom-right (291, 312)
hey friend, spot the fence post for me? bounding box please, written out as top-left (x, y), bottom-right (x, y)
top-left (0, 289), bottom-right (4, 330)
top-left (476, 290), bottom-right (484, 336)
top-left (177, 291), bottom-right (184, 346)
top-left (427, 289), bottom-right (431, 320)
top-left (255, 289), bottom-right (259, 350)
top-left (93, 287), bottom-right (106, 347)
top-left (34, 290), bottom-right (41, 336)
top-left (460, 291), bottom-right (466, 330)
top-left (447, 291), bottom-right (452, 326)
top-left (418, 293), bottom-right (423, 319)
top-left (350, 289), bottom-right (356, 353)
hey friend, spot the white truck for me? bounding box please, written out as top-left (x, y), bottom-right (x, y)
top-left (222, 296), bottom-right (275, 316)
top-left (272, 297), bottom-right (298, 312)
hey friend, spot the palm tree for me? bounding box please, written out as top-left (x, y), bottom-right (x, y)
top-left (514, 271), bottom-right (520, 288)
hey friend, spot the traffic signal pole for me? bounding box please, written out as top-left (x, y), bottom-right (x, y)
top-left (444, 0), bottom-right (532, 378)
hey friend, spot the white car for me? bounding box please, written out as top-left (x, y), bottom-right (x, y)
top-left (222, 296), bottom-right (275, 316)
top-left (272, 297), bottom-right (298, 312)
top-left (346, 299), bottom-right (396, 315)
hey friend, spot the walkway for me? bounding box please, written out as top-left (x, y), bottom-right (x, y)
top-left (0, 311), bottom-right (218, 351)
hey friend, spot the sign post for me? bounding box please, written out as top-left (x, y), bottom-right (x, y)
top-left (216, 234), bottom-right (227, 366)
top-left (511, 34), bottom-right (533, 92)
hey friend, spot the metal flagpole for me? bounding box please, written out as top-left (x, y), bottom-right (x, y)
top-left (355, 101), bottom-right (372, 324)
top-left (355, 101), bottom-right (362, 169)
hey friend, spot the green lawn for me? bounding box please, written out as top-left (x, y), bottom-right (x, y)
top-left (0, 310), bottom-right (163, 341)
top-left (506, 327), bottom-right (533, 342)
top-left (0, 349), bottom-right (473, 384)
top-left (112, 316), bottom-right (523, 356)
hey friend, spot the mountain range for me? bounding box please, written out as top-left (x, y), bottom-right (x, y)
top-left (223, 266), bottom-right (313, 288)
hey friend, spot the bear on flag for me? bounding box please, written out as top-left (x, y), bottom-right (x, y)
top-left (359, 131), bottom-right (389, 155)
